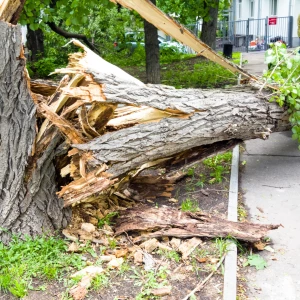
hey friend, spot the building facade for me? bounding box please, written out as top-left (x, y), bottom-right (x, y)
top-left (230, 0), bottom-right (300, 47)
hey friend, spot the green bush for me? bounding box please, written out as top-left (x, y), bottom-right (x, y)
top-left (28, 57), bottom-right (59, 78)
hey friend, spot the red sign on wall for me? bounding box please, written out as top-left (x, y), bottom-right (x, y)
top-left (269, 17), bottom-right (277, 25)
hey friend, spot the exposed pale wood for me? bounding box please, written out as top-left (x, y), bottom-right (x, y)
top-left (114, 206), bottom-right (280, 243)
top-left (0, 0), bottom-right (23, 22)
top-left (111, 0), bottom-right (257, 80)
top-left (38, 102), bottom-right (86, 144)
top-left (37, 74), bottom-right (84, 142)
top-left (57, 168), bottom-right (117, 207)
top-left (40, 40), bottom-right (288, 207)
top-left (30, 79), bottom-right (58, 97)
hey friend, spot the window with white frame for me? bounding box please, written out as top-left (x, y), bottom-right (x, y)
top-left (250, 0), bottom-right (255, 18)
top-left (238, 0), bottom-right (242, 19)
top-left (270, 0), bottom-right (277, 15)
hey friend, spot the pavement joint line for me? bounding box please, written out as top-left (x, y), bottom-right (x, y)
top-left (223, 145), bottom-right (239, 300)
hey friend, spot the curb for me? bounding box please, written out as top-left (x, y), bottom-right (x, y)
top-left (223, 145), bottom-right (239, 300)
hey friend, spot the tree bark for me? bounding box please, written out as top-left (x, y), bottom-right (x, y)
top-left (26, 25), bottom-right (44, 61)
top-left (143, 0), bottom-right (160, 83)
top-left (115, 205), bottom-right (280, 243)
top-left (45, 40), bottom-right (289, 207)
top-left (0, 21), bottom-right (70, 243)
top-left (200, 0), bottom-right (220, 50)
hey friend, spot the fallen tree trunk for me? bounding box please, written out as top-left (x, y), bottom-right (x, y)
top-left (43, 41), bottom-right (289, 207)
top-left (115, 205), bottom-right (280, 243)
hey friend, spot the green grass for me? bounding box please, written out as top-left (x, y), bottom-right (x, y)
top-left (131, 266), bottom-right (170, 300)
top-left (203, 151), bottom-right (232, 184)
top-left (0, 235), bottom-right (85, 298)
top-left (157, 249), bottom-right (181, 263)
top-left (161, 60), bottom-right (238, 89)
top-left (180, 198), bottom-right (199, 212)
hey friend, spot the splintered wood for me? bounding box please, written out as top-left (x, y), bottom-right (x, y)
top-left (114, 205), bottom-right (280, 243)
top-left (33, 39), bottom-right (288, 209)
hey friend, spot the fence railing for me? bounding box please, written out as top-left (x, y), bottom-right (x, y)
top-left (183, 16), bottom-right (292, 53)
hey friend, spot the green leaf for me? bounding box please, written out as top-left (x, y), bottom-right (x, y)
top-left (244, 254), bottom-right (267, 270)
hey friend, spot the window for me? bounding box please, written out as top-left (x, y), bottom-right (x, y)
top-left (250, 0), bottom-right (255, 18)
top-left (270, 0), bottom-right (277, 15)
top-left (238, 0), bottom-right (242, 19)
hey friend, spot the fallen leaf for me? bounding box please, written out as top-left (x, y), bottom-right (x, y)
top-left (143, 252), bottom-right (155, 271)
top-left (69, 285), bottom-right (87, 300)
top-left (254, 241), bottom-right (266, 251)
top-left (134, 251), bottom-right (143, 264)
top-left (67, 242), bottom-right (80, 253)
top-left (81, 223), bottom-right (96, 233)
top-left (69, 266), bottom-right (103, 300)
top-left (169, 198), bottom-right (178, 203)
top-left (196, 257), bottom-right (207, 263)
top-left (100, 255), bottom-right (116, 262)
top-left (151, 286), bottom-right (172, 296)
top-left (244, 254), bottom-right (267, 270)
top-left (115, 248), bottom-right (128, 258)
top-left (88, 217), bottom-right (98, 226)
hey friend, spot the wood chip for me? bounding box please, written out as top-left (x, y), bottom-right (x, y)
top-left (151, 286), bottom-right (172, 296)
top-left (170, 238), bottom-right (181, 250)
top-left (100, 255), bottom-right (116, 262)
top-left (134, 251), bottom-right (143, 264)
top-left (67, 242), bottom-right (80, 252)
top-left (107, 257), bottom-right (124, 269)
top-left (62, 229), bottom-right (78, 242)
top-left (139, 238), bottom-right (159, 252)
top-left (178, 237), bottom-right (202, 259)
top-left (115, 249), bottom-right (129, 258)
top-left (81, 223), bottom-right (96, 233)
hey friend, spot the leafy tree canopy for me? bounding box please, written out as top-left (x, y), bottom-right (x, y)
top-left (157, 0), bottom-right (231, 23)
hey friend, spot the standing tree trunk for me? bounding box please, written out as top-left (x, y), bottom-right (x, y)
top-left (143, 0), bottom-right (160, 84)
top-left (200, 0), bottom-right (220, 50)
top-left (0, 21), bottom-right (70, 243)
top-left (26, 25), bottom-right (45, 61)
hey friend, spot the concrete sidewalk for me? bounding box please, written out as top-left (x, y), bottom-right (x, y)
top-left (242, 51), bottom-right (267, 76)
top-left (240, 51), bottom-right (300, 300)
top-left (241, 132), bottom-right (300, 300)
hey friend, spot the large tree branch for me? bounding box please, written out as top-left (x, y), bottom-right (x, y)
top-left (46, 21), bottom-right (100, 54)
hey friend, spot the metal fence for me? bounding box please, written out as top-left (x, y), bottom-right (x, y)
top-left (185, 16), bottom-right (292, 53)
top-left (217, 16), bottom-right (292, 52)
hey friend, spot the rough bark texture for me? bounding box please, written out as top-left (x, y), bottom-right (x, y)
top-left (115, 206), bottom-right (280, 243)
top-left (26, 26), bottom-right (45, 61)
top-left (47, 41), bottom-right (289, 207)
top-left (201, 0), bottom-right (220, 50)
top-left (143, 0), bottom-right (160, 84)
top-left (0, 21), bottom-right (70, 243)
top-left (74, 87), bottom-right (287, 178)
